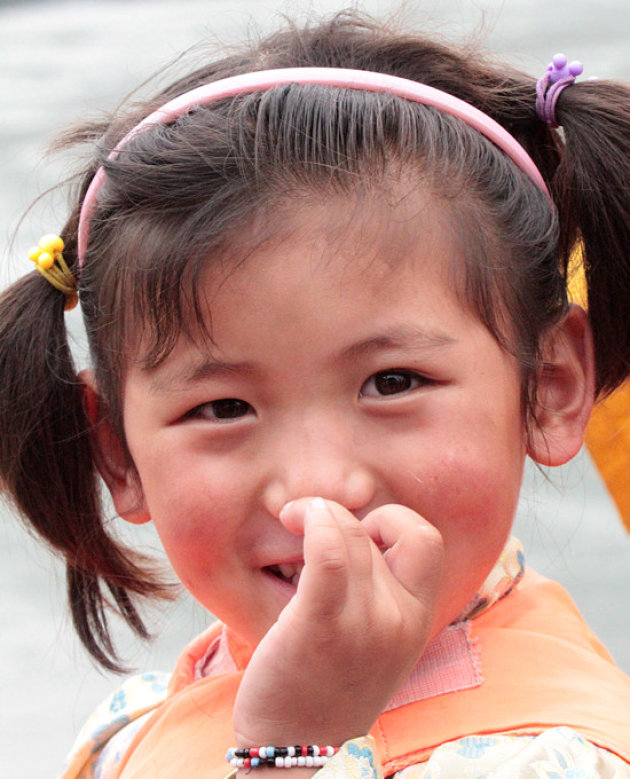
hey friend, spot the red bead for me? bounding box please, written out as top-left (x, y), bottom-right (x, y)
top-left (301, 746), bottom-right (308, 757)
top-left (244, 758), bottom-right (251, 767)
top-left (250, 748), bottom-right (259, 757)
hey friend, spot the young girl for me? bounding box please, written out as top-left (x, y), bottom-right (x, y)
top-left (2, 10), bottom-right (630, 778)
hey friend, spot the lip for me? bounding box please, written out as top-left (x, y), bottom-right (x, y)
top-left (262, 558), bottom-right (305, 590)
top-left (261, 566), bottom-right (300, 601)
top-left (265, 555), bottom-right (304, 567)
top-left (256, 549), bottom-right (304, 570)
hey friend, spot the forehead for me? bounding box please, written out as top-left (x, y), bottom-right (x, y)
top-left (127, 178), bottom-right (479, 371)
top-left (177, 192), bottom-right (469, 352)
top-left (213, 182), bottom-right (463, 290)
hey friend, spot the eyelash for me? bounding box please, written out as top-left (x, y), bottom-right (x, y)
top-left (185, 369), bottom-right (429, 422)
top-left (186, 398), bottom-right (254, 422)
top-left (360, 369), bottom-right (427, 399)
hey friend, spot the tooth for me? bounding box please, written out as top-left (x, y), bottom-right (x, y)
top-left (277, 564), bottom-right (295, 580)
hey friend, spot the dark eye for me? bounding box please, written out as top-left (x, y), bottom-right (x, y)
top-left (360, 370), bottom-right (422, 398)
top-left (189, 398), bottom-right (253, 421)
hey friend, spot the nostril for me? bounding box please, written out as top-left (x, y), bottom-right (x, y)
top-left (343, 470), bottom-right (377, 511)
top-left (263, 468), bottom-right (376, 519)
top-left (262, 480), bottom-right (291, 519)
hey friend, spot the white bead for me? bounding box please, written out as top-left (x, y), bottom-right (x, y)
top-left (275, 757), bottom-right (283, 768)
top-left (313, 745), bottom-right (320, 756)
top-left (287, 747), bottom-right (295, 757)
top-left (297, 756), bottom-right (306, 766)
top-left (326, 746), bottom-right (335, 757)
top-left (259, 747), bottom-right (267, 759)
top-left (306, 756), bottom-right (314, 767)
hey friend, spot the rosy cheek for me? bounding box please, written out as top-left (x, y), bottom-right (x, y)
top-left (407, 447), bottom-right (519, 528)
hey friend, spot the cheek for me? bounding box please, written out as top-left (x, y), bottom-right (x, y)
top-left (132, 453), bottom-right (244, 555)
top-left (408, 444), bottom-right (524, 631)
top-left (146, 485), bottom-right (238, 599)
top-left (401, 436), bottom-right (524, 541)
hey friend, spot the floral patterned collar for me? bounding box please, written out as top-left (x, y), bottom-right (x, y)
top-left (455, 536), bottom-right (525, 623)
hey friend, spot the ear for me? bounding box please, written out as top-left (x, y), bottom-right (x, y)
top-left (80, 369), bottom-right (151, 525)
top-left (527, 305), bottom-right (595, 466)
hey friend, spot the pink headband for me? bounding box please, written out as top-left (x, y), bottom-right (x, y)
top-left (77, 67), bottom-right (549, 266)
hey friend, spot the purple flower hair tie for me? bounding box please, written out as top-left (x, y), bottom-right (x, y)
top-left (536, 53), bottom-right (583, 127)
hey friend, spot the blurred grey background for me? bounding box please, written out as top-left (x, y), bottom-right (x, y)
top-left (1, 1), bottom-right (629, 776)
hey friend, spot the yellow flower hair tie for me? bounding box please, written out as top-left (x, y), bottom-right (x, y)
top-left (28, 234), bottom-right (78, 310)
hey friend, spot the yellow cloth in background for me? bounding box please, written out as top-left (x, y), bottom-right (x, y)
top-left (584, 383), bottom-right (630, 531)
top-left (568, 250), bottom-right (630, 531)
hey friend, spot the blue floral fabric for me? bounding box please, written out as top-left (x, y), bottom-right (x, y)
top-left (319, 731), bottom-right (630, 779)
top-left (60, 671), bottom-right (170, 778)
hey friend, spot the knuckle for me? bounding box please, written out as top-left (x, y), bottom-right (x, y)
top-left (315, 547), bottom-right (348, 574)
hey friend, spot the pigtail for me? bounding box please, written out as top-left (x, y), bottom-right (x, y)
top-left (549, 81), bottom-right (630, 396)
top-left (0, 262), bottom-right (169, 671)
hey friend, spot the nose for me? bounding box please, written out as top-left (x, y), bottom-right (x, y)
top-left (262, 416), bottom-right (376, 517)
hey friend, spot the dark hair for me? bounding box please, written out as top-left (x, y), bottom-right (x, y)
top-left (2, 11), bottom-right (630, 669)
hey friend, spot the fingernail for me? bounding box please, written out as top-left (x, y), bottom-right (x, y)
top-left (307, 497), bottom-right (327, 512)
top-left (278, 500), bottom-right (294, 519)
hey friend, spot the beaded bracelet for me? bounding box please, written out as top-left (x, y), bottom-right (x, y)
top-left (226, 745), bottom-right (339, 769)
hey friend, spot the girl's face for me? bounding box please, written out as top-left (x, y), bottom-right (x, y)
top-left (118, 190), bottom-right (527, 647)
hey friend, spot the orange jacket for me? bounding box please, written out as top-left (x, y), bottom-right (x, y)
top-left (115, 570), bottom-right (630, 778)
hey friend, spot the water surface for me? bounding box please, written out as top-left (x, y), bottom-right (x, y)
top-left (1, 1), bottom-right (629, 776)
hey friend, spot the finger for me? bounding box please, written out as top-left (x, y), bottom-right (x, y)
top-left (296, 498), bottom-right (376, 619)
top-left (362, 504), bottom-right (444, 599)
top-left (278, 496), bottom-right (318, 536)
top-left (360, 503), bottom-right (425, 548)
top-left (295, 498), bottom-right (350, 620)
top-left (280, 496), bottom-right (374, 571)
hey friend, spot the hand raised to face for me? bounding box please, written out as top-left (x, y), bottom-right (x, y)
top-left (232, 497), bottom-right (444, 750)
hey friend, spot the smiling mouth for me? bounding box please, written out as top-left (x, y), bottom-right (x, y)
top-left (265, 562), bottom-right (305, 587)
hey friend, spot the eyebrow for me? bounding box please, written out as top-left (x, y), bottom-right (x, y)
top-left (149, 358), bottom-right (256, 393)
top-left (339, 327), bottom-right (456, 361)
top-left (148, 327), bottom-right (455, 393)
